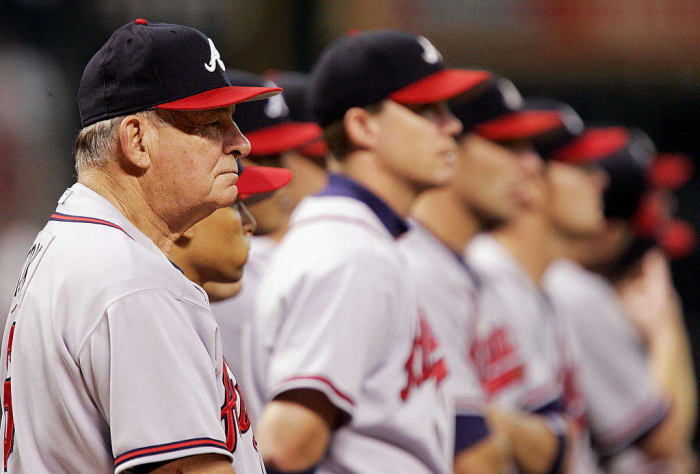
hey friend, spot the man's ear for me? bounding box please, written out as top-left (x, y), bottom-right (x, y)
top-left (344, 106), bottom-right (380, 151)
top-left (118, 115), bottom-right (152, 170)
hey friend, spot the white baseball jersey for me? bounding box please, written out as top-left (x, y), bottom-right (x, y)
top-left (0, 183), bottom-right (264, 473)
top-left (466, 234), bottom-right (599, 473)
top-left (211, 235), bottom-right (277, 424)
top-left (399, 221), bottom-right (491, 455)
top-left (545, 260), bottom-right (668, 467)
top-left (248, 174), bottom-right (453, 474)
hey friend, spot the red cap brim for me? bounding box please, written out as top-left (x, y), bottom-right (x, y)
top-left (245, 122), bottom-right (323, 156)
top-left (659, 220), bottom-right (696, 259)
top-left (474, 110), bottom-right (563, 143)
top-left (157, 85), bottom-right (281, 110)
top-left (551, 127), bottom-right (629, 164)
top-left (649, 154), bottom-right (694, 191)
top-left (298, 138), bottom-right (328, 158)
top-left (237, 166), bottom-right (293, 200)
top-left (390, 69), bottom-right (492, 104)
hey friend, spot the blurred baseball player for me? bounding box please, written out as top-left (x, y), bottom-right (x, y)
top-left (404, 76), bottom-right (590, 472)
top-left (247, 31), bottom-right (490, 473)
top-left (544, 129), bottom-right (697, 473)
top-left (464, 95), bottom-right (606, 472)
top-left (210, 70), bottom-right (323, 419)
top-left (0, 19), bottom-right (281, 473)
top-left (170, 162), bottom-right (293, 301)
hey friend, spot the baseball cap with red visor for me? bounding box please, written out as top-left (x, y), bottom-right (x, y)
top-left (309, 30), bottom-right (493, 127)
top-left (449, 76), bottom-right (585, 148)
top-left (78, 19), bottom-right (282, 127)
top-left (550, 125), bottom-right (695, 262)
top-left (263, 70), bottom-right (329, 159)
top-left (226, 69), bottom-right (323, 158)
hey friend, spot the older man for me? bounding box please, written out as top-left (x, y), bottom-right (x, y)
top-left (1, 19), bottom-right (279, 473)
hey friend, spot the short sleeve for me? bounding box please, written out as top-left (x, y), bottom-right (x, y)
top-left (564, 295), bottom-right (668, 454)
top-left (78, 290), bottom-right (233, 473)
top-left (262, 253), bottom-right (395, 419)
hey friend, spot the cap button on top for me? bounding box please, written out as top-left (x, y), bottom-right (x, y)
top-left (135, 18), bottom-right (148, 25)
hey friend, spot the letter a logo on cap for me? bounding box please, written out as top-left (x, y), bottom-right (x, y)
top-left (263, 80), bottom-right (289, 118)
top-left (417, 36), bottom-right (442, 65)
top-left (204, 38), bottom-right (226, 72)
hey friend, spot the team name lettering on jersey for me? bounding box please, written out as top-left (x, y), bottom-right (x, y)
top-left (221, 361), bottom-right (254, 453)
top-left (470, 326), bottom-right (525, 396)
top-left (401, 312), bottom-right (447, 400)
top-left (13, 243), bottom-right (42, 299)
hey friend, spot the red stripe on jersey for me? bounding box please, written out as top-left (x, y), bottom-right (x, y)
top-left (49, 212), bottom-right (132, 238)
top-left (114, 437), bottom-right (228, 467)
top-left (280, 375), bottom-right (356, 407)
top-left (483, 365), bottom-right (525, 395)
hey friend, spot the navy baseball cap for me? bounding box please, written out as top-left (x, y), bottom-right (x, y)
top-left (551, 126), bottom-right (656, 218)
top-left (79, 19), bottom-right (281, 127)
top-left (451, 78), bottom-right (573, 145)
top-left (310, 30), bottom-right (491, 126)
top-left (227, 70), bottom-right (322, 156)
top-left (265, 70), bottom-right (329, 158)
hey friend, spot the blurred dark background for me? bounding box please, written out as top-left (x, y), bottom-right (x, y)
top-left (1, 0), bottom-right (698, 450)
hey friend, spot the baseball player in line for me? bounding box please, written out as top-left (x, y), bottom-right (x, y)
top-left (210, 70), bottom-right (324, 421)
top-left (1, 19), bottom-right (280, 473)
top-left (169, 161), bottom-right (293, 302)
top-left (465, 99), bottom-right (605, 472)
top-left (403, 76), bottom-right (585, 473)
top-left (544, 128), bottom-right (697, 473)
top-left (247, 31), bottom-right (490, 473)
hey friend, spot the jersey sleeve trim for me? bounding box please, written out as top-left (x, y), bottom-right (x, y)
top-left (269, 375), bottom-right (357, 416)
top-left (454, 415), bottom-right (490, 453)
top-left (594, 397), bottom-right (669, 455)
top-left (113, 437), bottom-right (231, 470)
top-left (454, 397), bottom-right (486, 417)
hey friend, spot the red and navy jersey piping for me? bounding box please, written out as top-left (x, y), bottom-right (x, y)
top-left (316, 173), bottom-right (409, 238)
top-left (49, 212), bottom-right (132, 239)
top-left (113, 437), bottom-right (229, 468)
top-left (280, 374), bottom-right (356, 407)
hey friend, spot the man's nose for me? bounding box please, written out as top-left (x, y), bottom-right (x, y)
top-left (239, 201), bottom-right (257, 235)
top-left (225, 119), bottom-right (252, 158)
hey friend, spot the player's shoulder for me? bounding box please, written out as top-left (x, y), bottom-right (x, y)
top-left (544, 260), bottom-right (612, 306)
top-left (281, 195), bottom-right (402, 263)
top-left (40, 185), bottom-right (207, 307)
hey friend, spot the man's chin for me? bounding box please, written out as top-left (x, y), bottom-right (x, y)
top-left (202, 280), bottom-right (243, 302)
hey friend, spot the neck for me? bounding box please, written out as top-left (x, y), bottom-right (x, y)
top-left (266, 221), bottom-right (290, 243)
top-left (412, 188), bottom-right (480, 254)
top-left (492, 209), bottom-right (560, 286)
top-left (339, 151), bottom-right (417, 217)
top-left (78, 167), bottom-right (179, 255)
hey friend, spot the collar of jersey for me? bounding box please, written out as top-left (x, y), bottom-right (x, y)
top-left (409, 219), bottom-right (483, 289)
top-left (57, 183), bottom-right (179, 265)
top-left (467, 233), bottom-right (538, 291)
top-left (315, 173), bottom-right (408, 238)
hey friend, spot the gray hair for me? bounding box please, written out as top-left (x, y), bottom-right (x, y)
top-left (73, 110), bottom-right (166, 174)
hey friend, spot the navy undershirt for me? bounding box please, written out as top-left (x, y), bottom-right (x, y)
top-left (316, 173), bottom-right (409, 238)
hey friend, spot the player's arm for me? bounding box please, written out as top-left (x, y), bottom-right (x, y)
top-left (257, 389), bottom-right (340, 472)
top-left (486, 405), bottom-right (575, 474)
top-left (453, 424), bottom-right (513, 474)
top-left (132, 454), bottom-right (235, 473)
top-left (253, 251), bottom-right (392, 471)
top-left (617, 250), bottom-right (697, 462)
